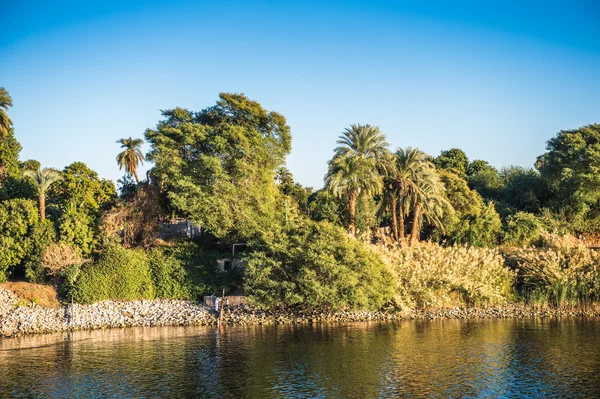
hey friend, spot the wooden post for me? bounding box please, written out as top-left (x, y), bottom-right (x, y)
top-left (219, 288), bottom-right (225, 326)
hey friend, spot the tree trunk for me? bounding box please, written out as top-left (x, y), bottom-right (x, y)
top-left (398, 204), bottom-right (405, 245)
top-left (348, 191), bottom-right (357, 236)
top-left (39, 193), bottom-right (46, 221)
top-left (134, 171), bottom-right (140, 184)
top-left (411, 203), bottom-right (421, 244)
top-left (391, 197), bottom-right (398, 241)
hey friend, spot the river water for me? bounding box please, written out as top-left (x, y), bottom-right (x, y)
top-left (0, 318), bottom-right (599, 398)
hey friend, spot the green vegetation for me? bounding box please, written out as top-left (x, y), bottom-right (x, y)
top-left (2, 85), bottom-right (600, 310)
top-left (244, 220), bottom-right (393, 310)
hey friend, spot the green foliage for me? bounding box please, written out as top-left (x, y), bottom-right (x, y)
top-left (58, 205), bottom-right (96, 256)
top-left (500, 166), bottom-right (550, 214)
top-left (244, 220), bottom-right (394, 311)
top-left (450, 202), bottom-right (502, 247)
top-left (536, 124), bottom-right (600, 228)
top-left (59, 263), bottom-right (82, 299)
top-left (23, 220), bottom-right (56, 283)
top-left (73, 245), bottom-right (155, 304)
top-left (0, 199), bottom-right (39, 281)
top-left (145, 93), bottom-right (291, 240)
top-left (0, 87), bottom-right (13, 137)
top-left (502, 212), bottom-right (541, 247)
top-left (147, 247), bottom-right (193, 300)
top-left (49, 161), bottom-right (116, 215)
top-left (434, 148), bottom-right (469, 177)
top-left (379, 243), bottom-right (515, 309)
top-left (308, 190), bottom-right (346, 225)
top-left (0, 128), bottom-right (22, 184)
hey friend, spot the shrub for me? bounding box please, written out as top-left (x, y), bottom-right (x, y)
top-left (0, 199), bottom-right (40, 282)
top-left (23, 220), bottom-right (57, 283)
top-left (377, 243), bottom-right (515, 309)
top-left (244, 220), bottom-right (394, 311)
top-left (147, 246), bottom-right (194, 300)
top-left (73, 245), bottom-right (155, 304)
top-left (502, 212), bottom-right (541, 247)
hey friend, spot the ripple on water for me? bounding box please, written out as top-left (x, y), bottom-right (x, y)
top-left (1, 318), bottom-right (599, 398)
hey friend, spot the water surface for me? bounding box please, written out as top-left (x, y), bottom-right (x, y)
top-left (1, 318), bottom-right (599, 398)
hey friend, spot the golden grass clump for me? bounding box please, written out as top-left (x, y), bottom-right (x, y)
top-left (375, 243), bottom-right (515, 309)
top-left (512, 234), bottom-right (600, 307)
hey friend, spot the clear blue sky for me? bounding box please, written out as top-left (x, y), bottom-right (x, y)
top-left (1, 0), bottom-right (599, 189)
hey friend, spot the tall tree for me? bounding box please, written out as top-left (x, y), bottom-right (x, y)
top-left (326, 124), bottom-right (388, 235)
top-left (0, 88), bottom-right (13, 137)
top-left (116, 137), bottom-right (145, 184)
top-left (24, 167), bottom-right (63, 220)
top-left (536, 123), bottom-right (600, 229)
top-left (145, 93), bottom-right (292, 240)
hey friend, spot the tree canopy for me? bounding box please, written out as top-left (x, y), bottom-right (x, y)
top-left (145, 93), bottom-right (292, 240)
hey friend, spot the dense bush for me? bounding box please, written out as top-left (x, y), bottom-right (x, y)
top-left (244, 220), bottom-right (394, 310)
top-left (23, 219), bottom-right (56, 283)
top-left (377, 243), bottom-right (515, 309)
top-left (73, 245), bottom-right (155, 304)
top-left (147, 246), bottom-right (194, 300)
top-left (502, 212), bottom-right (541, 247)
top-left (0, 198), bottom-right (39, 282)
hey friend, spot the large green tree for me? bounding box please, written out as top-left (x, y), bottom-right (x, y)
top-left (24, 167), bottom-right (63, 220)
top-left (536, 124), bottom-right (600, 230)
top-left (325, 124), bottom-right (388, 235)
top-left (116, 137), bottom-right (144, 184)
top-left (145, 93), bottom-right (291, 240)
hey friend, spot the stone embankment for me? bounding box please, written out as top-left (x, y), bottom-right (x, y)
top-left (2, 288), bottom-right (600, 337)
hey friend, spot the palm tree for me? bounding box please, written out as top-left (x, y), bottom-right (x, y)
top-left (409, 170), bottom-right (451, 243)
top-left (0, 87), bottom-right (13, 137)
top-left (325, 156), bottom-right (383, 235)
top-left (116, 137), bottom-right (145, 183)
top-left (334, 124), bottom-right (389, 161)
top-left (385, 148), bottom-right (426, 243)
top-left (24, 167), bottom-right (63, 220)
top-left (385, 147), bottom-right (451, 244)
top-left (326, 124), bottom-right (389, 235)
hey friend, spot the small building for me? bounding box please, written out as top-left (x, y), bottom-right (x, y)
top-left (159, 218), bottom-right (201, 239)
top-left (216, 258), bottom-right (246, 272)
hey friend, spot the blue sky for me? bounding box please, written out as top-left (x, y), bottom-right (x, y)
top-left (1, 0), bottom-right (599, 189)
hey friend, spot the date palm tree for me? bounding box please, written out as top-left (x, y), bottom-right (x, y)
top-left (326, 124), bottom-right (389, 235)
top-left (325, 156), bottom-right (383, 236)
top-left (24, 167), bottom-right (63, 220)
top-left (0, 87), bottom-right (13, 137)
top-left (116, 137), bottom-right (145, 183)
top-left (385, 147), bottom-right (451, 244)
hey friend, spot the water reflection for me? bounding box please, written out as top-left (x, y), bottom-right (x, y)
top-left (1, 318), bottom-right (599, 398)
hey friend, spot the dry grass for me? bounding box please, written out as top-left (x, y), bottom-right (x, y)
top-left (511, 233), bottom-right (600, 307)
top-left (374, 243), bottom-right (515, 309)
top-left (0, 282), bottom-right (61, 308)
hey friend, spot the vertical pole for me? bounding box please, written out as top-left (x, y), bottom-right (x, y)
top-left (219, 288), bottom-right (225, 326)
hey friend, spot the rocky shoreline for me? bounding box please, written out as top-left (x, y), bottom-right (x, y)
top-left (1, 288), bottom-right (600, 338)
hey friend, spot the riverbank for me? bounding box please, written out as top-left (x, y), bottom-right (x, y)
top-left (2, 288), bottom-right (600, 337)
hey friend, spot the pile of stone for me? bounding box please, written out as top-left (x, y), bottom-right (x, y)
top-left (2, 287), bottom-right (600, 338)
